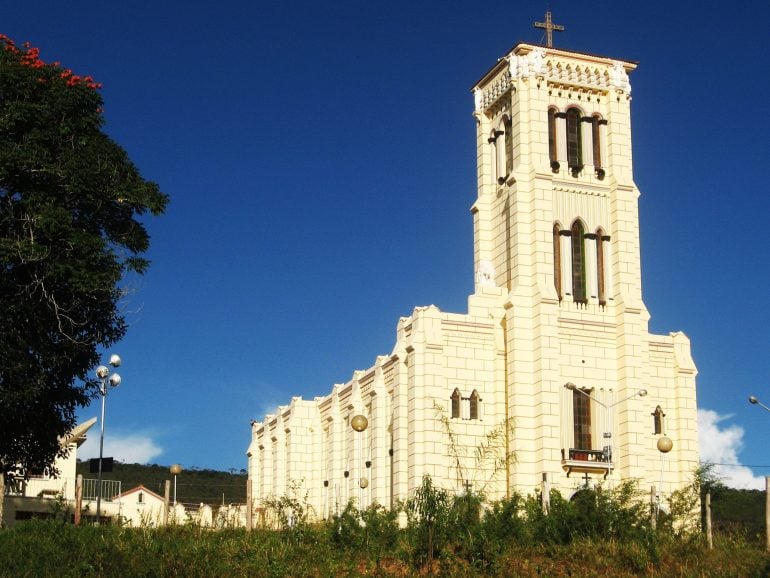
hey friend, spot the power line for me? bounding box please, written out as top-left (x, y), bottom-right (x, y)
top-left (702, 461), bottom-right (770, 469)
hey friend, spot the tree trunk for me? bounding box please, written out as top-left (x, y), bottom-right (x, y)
top-left (0, 473), bottom-right (5, 528)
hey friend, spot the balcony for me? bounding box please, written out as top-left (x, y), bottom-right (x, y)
top-left (561, 448), bottom-right (611, 478)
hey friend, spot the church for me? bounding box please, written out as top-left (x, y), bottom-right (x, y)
top-left (247, 17), bottom-right (699, 519)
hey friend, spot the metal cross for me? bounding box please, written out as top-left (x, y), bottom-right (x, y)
top-left (534, 10), bottom-right (564, 48)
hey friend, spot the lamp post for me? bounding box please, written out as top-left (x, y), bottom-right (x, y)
top-left (95, 354), bottom-right (122, 526)
top-left (751, 398), bottom-right (770, 552)
top-left (170, 464), bottom-right (183, 506)
top-left (351, 414), bottom-right (369, 508)
top-left (564, 383), bottom-right (647, 479)
top-left (656, 435), bottom-right (673, 523)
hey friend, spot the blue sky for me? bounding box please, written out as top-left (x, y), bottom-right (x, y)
top-left (4, 1), bottom-right (770, 488)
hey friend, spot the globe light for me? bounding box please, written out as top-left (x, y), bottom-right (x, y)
top-left (351, 414), bottom-right (368, 432)
top-left (657, 436), bottom-right (673, 453)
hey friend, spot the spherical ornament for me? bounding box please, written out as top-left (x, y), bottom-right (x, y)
top-left (351, 414), bottom-right (368, 432)
top-left (359, 477), bottom-right (369, 489)
top-left (170, 464), bottom-right (183, 475)
top-left (657, 436), bottom-right (673, 454)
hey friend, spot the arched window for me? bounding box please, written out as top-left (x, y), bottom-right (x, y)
top-left (596, 227), bottom-right (606, 306)
top-left (548, 108), bottom-right (559, 172)
top-left (652, 406), bottom-right (666, 435)
top-left (566, 107), bottom-right (583, 173)
top-left (571, 220), bottom-right (587, 304)
top-left (469, 390), bottom-right (480, 420)
top-left (553, 222), bottom-right (562, 300)
top-left (451, 389), bottom-right (461, 419)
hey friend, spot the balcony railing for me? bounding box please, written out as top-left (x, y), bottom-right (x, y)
top-left (561, 448), bottom-right (612, 478)
top-left (82, 479), bottom-right (122, 502)
top-left (4, 477), bottom-right (121, 503)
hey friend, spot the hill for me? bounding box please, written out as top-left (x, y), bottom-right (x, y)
top-left (75, 461), bottom-right (247, 506)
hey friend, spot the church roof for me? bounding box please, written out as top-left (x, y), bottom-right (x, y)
top-left (471, 42), bottom-right (639, 92)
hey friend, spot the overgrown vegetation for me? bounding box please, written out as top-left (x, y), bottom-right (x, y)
top-left (4, 471), bottom-right (770, 577)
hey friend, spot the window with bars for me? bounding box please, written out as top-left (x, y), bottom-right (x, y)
top-left (566, 107), bottom-right (583, 171)
top-left (571, 220), bottom-right (587, 304)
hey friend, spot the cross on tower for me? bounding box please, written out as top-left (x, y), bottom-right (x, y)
top-left (534, 10), bottom-right (564, 48)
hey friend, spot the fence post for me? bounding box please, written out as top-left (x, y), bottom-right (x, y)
top-left (705, 491), bottom-right (713, 549)
top-left (766, 476), bottom-right (770, 551)
top-left (541, 472), bottom-right (550, 514)
top-left (74, 475), bottom-right (83, 526)
top-left (0, 473), bottom-right (4, 528)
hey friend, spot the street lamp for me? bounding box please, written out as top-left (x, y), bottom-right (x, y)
top-left (170, 464), bottom-right (183, 506)
top-left (95, 354), bottom-right (121, 526)
top-left (564, 383), bottom-right (647, 479)
top-left (351, 414), bottom-right (369, 508)
top-left (749, 396), bottom-right (770, 413)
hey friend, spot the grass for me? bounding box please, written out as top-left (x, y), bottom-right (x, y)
top-left (1, 519), bottom-right (770, 577)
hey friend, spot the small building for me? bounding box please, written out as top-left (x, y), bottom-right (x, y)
top-left (116, 485), bottom-right (166, 527)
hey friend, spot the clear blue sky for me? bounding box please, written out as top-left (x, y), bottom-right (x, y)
top-left (4, 1), bottom-right (770, 487)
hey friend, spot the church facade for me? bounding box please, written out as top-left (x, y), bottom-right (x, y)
top-left (247, 39), bottom-right (699, 519)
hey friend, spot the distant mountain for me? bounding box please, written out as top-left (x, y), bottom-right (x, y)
top-left (76, 461), bottom-right (247, 506)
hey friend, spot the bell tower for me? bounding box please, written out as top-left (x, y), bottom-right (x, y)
top-left (470, 34), bottom-right (697, 494)
top-left (471, 43), bottom-right (640, 313)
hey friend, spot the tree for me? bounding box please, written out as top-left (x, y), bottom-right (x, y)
top-left (0, 35), bottom-right (168, 480)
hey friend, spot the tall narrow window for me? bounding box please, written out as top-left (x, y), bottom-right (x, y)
top-left (469, 390), bottom-right (480, 420)
top-left (495, 127), bottom-right (506, 184)
top-left (504, 116), bottom-right (513, 178)
top-left (652, 406), bottom-right (666, 435)
top-left (566, 107), bottom-right (583, 172)
top-left (451, 389), bottom-right (461, 419)
top-left (553, 222), bottom-right (562, 300)
top-left (573, 388), bottom-right (592, 450)
top-left (591, 114), bottom-right (602, 169)
top-left (488, 131), bottom-right (498, 185)
top-left (548, 108), bottom-right (558, 169)
top-left (596, 227), bottom-right (606, 306)
top-left (571, 220), bottom-right (587, 303)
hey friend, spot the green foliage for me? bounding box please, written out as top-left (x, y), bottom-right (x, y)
top-left (665, 464), bottom-right (723, 537)
top-left (329, 500), bottom-right (399, 566)
top-left (3, 516), bottom-right (770, 577)
top-left (261, 479), bottom-right (315, 540)
top-left (404, 475), bottom-right (454, 564)
top-left (712, 488), bottom-right (766, 540)
top-left (0, 35), bottom-right (168, 479)
top-left (434, 402), bottom-right (515, 494)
